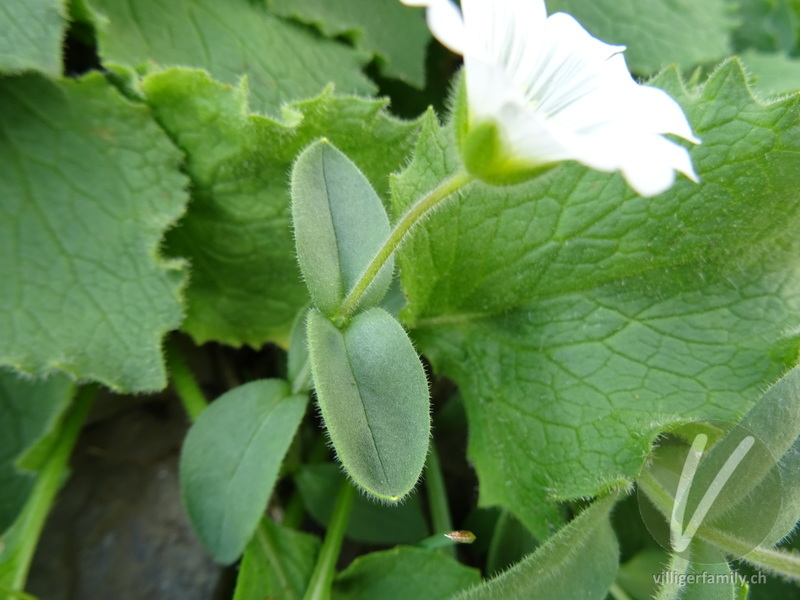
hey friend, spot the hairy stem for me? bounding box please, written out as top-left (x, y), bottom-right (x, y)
top-left (335, 171), bottom-right (474, 321)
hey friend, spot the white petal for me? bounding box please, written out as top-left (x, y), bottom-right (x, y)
top-left (620, 85), bottom-right (701, 143)
top-left (527, 13), bottom-right (626, 118)
top-left (618, 136), bottom-right (698, 197)
top-left (403, 0), bottom-right (466, 54)
top-left (464, 54), bottom-right (526, 120)
top-left (411, 0), bottom-right (701, 196)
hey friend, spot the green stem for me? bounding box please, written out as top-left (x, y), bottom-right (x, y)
top-left (165, 339), bottom-right (207, 421)
top-left (654, 552), bottom-right (691, 600)
top-left (738, 544), bottom-right (800, 580)
top-left (425, 444), bottom-right (454, 556)
top-left (335, 171), bottom-right (474, 321)
top-left (302, 480), bottom-right (356, 600)
top-left (608, 582), bottom-right (634, 600)
top-left (0, 386), bottom-right (95, 592)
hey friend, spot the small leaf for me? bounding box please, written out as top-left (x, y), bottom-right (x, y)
top-left (307, 308), bottom-right (430, 501)
top-left (456, 494), bottom-right (620, 600)
top-left (233, 519), bottom-right (320, 600)
top-left (292, 140), bottom-right (394, 317)
top-left (295, 462), bottom-right (428, 545)
top-left (180, 379), bottom-right (307, 564)
top-left (332, 546), bottom-right (480, 600)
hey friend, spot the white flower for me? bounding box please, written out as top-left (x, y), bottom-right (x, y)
top-left (401, 0), bottom-right (700, 197)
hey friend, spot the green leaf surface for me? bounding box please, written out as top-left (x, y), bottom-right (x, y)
top-left (266, 0), bottom-right (429, 87)
top-left (295, 463), bottom-right (428, 545)
top-left (732, 0), bottom-right (800, 54)
top-left (0, 387), bottom-right (93, 595)
top-left (678, 542), bottom-right (737, 600)
top-left (180, 379), bottom-right (307, 564)
top-left (0, 372), bottom-right (73, 534)
top-left (0, 73), bottom-right (187, 392)
top-left (233, 519), bottom-right (320, 600)
top-left (485, 511), bottom-right (539, 577)
top-left (640, 366), bottom-right (800, 560)
top-left (617, 548), bottom-right (670, 600)
top-left (332, 546), bottom-right (480, 600)
top-left (141, 69), bottom-right (419, 347)
top-left (307, 308), bottom-right (430, 501)
top-left (741, 50), bottom-right (800, 97)
top-left (456, 494), bottom-right (619, 600)
top-left (0, 0), bottom-right (65, 76)
top-left (546, 0), bottom-right (735, 74)
top-left (392, 60), bottom-right (800, 535)
top-left (708, 366), bottom-right (800, 531)
top-left (84, 0), bottom-right (374, 115)
top-left (291, 140), bottom-right (394, 318)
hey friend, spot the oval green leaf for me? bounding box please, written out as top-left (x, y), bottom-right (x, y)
top-left (307, 308), bottom-right (430, 501)
top-left (180, 379), bottom-right (307, 564)
top-left (291, 139), bottom-right (394, 317)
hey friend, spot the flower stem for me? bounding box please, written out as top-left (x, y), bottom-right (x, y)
top-left (302, 480), bottom-right (356, 600)
top-left (335, 171), bottom-right (474, 321)
top-left (425, 444), bottom-right (454, 556)
top-left (165, 338), bottom-right (207, 421)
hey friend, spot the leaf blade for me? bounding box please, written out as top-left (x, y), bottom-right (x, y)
top-left (291, 140), bottom-right (394, 317)
top-left (180, 379), bottom-right (307, 564)
top-left (0, 73), bottom-right (188, 392)
top-left (307, 308), bottom-right (430, 501)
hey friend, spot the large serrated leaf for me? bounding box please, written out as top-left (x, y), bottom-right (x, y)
top-left (291, 140), bottom-right (394, 318)
top-left (141, 70), bottom-right (419, 347)
top-left (180, 379), bottom-right (307, 564)
top-left (392, 60), bottom-right (800, 535)
top-left (266, 0), bottom-right (430, 87)
top-left (456, 494), bottom-right (620, 600)
top-left (547, 0), bottom-right (735, 74)
top-left (0, 73), bottom-right (188, 392)
top-left (84, 0), bottom-right (374, 115)
top-left (307, 308), bottom-right (430, 501)
top-left (0, 0), bottom-right (65, 76)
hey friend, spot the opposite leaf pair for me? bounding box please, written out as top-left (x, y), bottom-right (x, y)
top-left (291, 140), bottom-right (431, 501)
